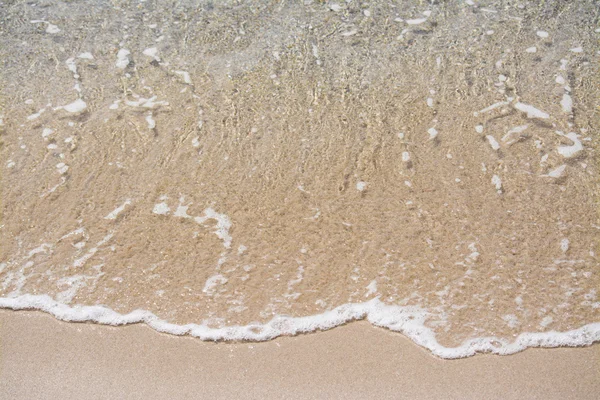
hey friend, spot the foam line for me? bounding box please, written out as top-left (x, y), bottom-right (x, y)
top-left (1, 295), bottom-right (598, 359)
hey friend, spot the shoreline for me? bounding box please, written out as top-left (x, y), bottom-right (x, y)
top-left (2, 296), bottom-right (599, 359)
top-left (1, 309), bottom-right (599, 400)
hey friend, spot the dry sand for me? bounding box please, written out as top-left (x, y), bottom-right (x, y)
top-left (1, 309), bottom-right (598, 400)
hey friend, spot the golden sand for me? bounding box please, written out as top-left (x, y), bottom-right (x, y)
top-left (1, 0), bottom-right (599, 348)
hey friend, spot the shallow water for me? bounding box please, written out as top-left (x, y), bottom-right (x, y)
top-left (1, 0), bottom-right (599, 357)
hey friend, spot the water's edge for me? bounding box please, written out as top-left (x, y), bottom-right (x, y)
top-left (2, 295), bottom-right (598, 359)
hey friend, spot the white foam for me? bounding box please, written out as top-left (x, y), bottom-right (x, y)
top-left (503, 314), bottom-right (520, 328)
top-left (539, 316), bottom-right (553, 329)
top-left (203, 274), bottom-right (228, 295)
top-left (62, 99), bottom-right (87, 113)
top-left (104, 200), bottom-right (132, 220)
top-left (556, 132), bottom-right (583, 158)
top-left (560, 94), bottom-right (573, 113)
top-left (476, 101), bottom-right (509, 115)
top-left (544, 164), bottom-right (566, 178)
top-left (341, 29), bottom-right (357, 37)
top-left (560, 238), bottom-right (570, 253)
top-left (329, 3), bottom-right (342, 12)
top-left (27, 108), bottom-right (45, 120)
top-left (514, 102), bottom-right (549, 119)
top-left (56, 265), bottom-right (104, 304)
top-left (146, 114), bottom-right (156, 129)
top-left (174, 71), bottom-right (192, 84)
top-left (31, 20), bottom-right (60, 34)
top-left (401, 152), bottom-right (410, 162)
top-left (66, 58), bottom-right (77, 74)
top-left (356, 181), bottom-right (367, 192)
top-left (1, 295), bottom-right (598, 359)
top-left (406, 18), bottom-right (428, 25)
top-left (42, 128), bottom-right (54, 138)
top-left (116, 49), bottom-right (131, 69)
top-left (200, 208), bottom-right (233, 249)
top-left (162, 197), bottom-right (233, 249)
top-left (428, 127), bottom-right (438, 140)
top-left (143, 47), bottom-right (160, 61)
top-left (525, 46), bottom-right (537, 53)
top-left (559, 59), bottom-right (568, 71)
top-left (124, 95), bottom-right (169, 109)
top-left (486, 135), bottom-right (500, 151)
top-left (536, 30), bottom-right (549, 38)
top-left (502, 124), bottom-right (529, 144)
top-left (365, 280), bottom-right (378, 297)
top-left (491, 174), bottom-right (502, 194)
top-left (40, 177), bottom-right (67, 198)
top-left (56, 163), bottom-right (69, 175)
top-left (152, 202), bottom-right (170, 215)
top-left (475, 125), bottom-right (484, 134)
top-left (72, 234), bottom-right (113, 268)
top-left (46, 24), bottom-right (60, 34)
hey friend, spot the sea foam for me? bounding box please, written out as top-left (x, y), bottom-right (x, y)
top-left (1, 295), bottom-right (598, 359)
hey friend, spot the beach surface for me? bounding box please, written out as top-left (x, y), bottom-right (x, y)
top-left (2, 0), bottom-right (599, 356)
top-left (1, 309), bottom-right (598, 400)
top-left (1, 0), bottom-right (599, 393)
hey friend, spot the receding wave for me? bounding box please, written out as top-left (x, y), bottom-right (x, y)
top-left (1, 0), bottom-right (599, 358)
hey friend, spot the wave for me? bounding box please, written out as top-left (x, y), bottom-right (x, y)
top-left (1, 294), bottom-right (599, 359)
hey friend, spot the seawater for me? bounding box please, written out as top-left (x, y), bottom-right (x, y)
top-left (1, 0), bottom-right (599, 358)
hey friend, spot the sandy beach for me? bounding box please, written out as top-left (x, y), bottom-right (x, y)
top-left (1, 309), bottom-right (598, 400)
top-left (1, 1), bottom-right (599, 396)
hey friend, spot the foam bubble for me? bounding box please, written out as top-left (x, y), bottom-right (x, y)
top-left (514, 102), bottom-right (549, 119)
top-left (556, 132), bottom-right (583, 158)
top-left (427, 127), bottom-right (438, 140)
top-left (406, 18), bottom-right (427, 25)
top-left (1, 295), bottom-right (598, 359)
top-left (116, 49), bottom-right (131, 69)
top-left (152, 202), bottom-right (170, 215)
top-left (560, 94), bottom-right (573, 113)
top-left (491, 174), bottom-right (502, 194)
top-left (486, 135), bottom-right (500, 150)
top-left (143, 47), bottom-right (160, 61)
top-left (104, 200), bottom-right (132, 220)
top-left (62, 99), bottom-right (87, 113)
top-left (544, 164), bottom-right (566, 179)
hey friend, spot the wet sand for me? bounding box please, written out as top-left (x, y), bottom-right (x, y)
top-left (1, 309), bottom-right (598, 400)
top-left (2, 0), bottom-right (599, 352)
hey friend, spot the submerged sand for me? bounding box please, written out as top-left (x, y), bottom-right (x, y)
top-left (1, 0), bottom-right (599, 352)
